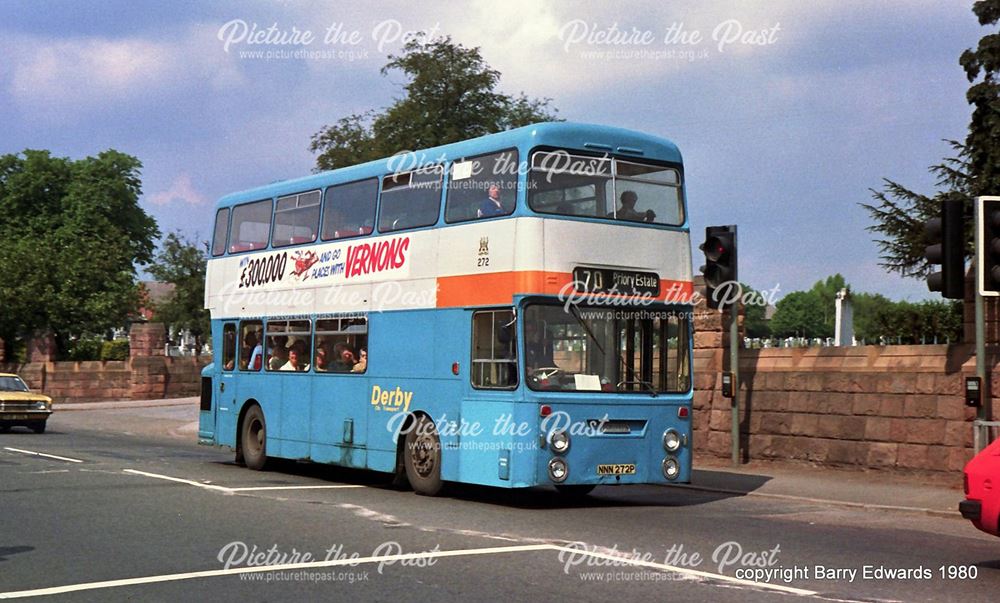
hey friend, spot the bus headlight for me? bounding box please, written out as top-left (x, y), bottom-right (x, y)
top-left (548, 458), bottom-right (569, 482)
top-left (549, 430), bottom-right (570, 454)
top-left (662, 457), bottom-right (680, 480)
top-left (662, 429), bottom-right (681, 452)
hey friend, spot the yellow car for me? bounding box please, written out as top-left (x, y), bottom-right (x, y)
top-left (0, 373), bottom-right (52, 434)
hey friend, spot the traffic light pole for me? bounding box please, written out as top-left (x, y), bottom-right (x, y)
top-left (975, 204), bottom-right (990, 447)
top-left (730, 305), bottom-right (740, 465)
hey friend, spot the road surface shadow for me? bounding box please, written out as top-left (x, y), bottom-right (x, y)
top-left (0, 546), bottom-right (34, 562)
top-left (213, 459), bottom-right (771, 509)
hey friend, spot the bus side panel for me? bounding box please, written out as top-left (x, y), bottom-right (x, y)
top-left (311, 371), bottom-right (369, 469)
top-left (456, 399), bottom-right (539, 488)
top-left (364, 309), bottom-right (464, 478)
top-left (274, 373), bottom-right (310, 459)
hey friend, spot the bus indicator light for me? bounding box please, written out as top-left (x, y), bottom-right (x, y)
top-left (451, 362), bottom-right (460, 375)
top-left (540, 405), bottom-right (552, 417)
top-left (677, 406), bottom-right (689, 419)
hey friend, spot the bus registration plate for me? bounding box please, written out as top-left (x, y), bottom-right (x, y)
top-left (573, 267), bottom-right (660, 297)
top-left (597, 463), bottom-right (636, 475)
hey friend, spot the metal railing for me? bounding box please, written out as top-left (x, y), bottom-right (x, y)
top-left (973, 420), bottom-right (1000, 454)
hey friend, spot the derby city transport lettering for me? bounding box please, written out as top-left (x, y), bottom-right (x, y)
top-left (371, 385), bottom-right (413, 413)
top-left (239, 252), bottom-right (289, 288)
top-left (345, 237), bottom-right (410, 279)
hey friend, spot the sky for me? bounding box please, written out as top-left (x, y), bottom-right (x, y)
top-left (0, 0), bottom-right (985, 301)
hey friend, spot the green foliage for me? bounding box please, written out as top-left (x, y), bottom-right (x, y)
top-left (66, 336), bottom-right (104, 361)
top-left (0, 149), bottom-right (159, 351)
top-left (769, 275), bottom-right (847, 339)
top-left (853, 295), bottom-right (962, 344)
top-left (100, 339), bottom-right (129, 361)
top-left (767, 274), bottom-right (963, 343)
top-left (769, 291), bottom-right (830, 339)
top-left (740, 283), bottom-right (772, 338)
top-left (961, 0), bottom-right (1000, 199)
top-left (310, 36), bottom-right (560, 170)
top-left (861, 0), bottom-right (999, 277)
top-left (146, 232), bottom-right (209, 351)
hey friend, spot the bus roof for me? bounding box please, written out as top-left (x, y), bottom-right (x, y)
top-left (214, 122), bottom-right (683, 209)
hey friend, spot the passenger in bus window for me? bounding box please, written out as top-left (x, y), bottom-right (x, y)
top-left (268, 336), bottom-right (288, 370)
top-left (281, 340), bottom-right (310, 372)
top-left (332, 342), bottom-right (358, 372)
top-left (609, 191), bottom-right (656, 222)
top-left (525, 322), bottom-right (555, 375)
top-left (477, 184), bottom-right (505, 218)
top-left (314, 342), bottom-right (332, 372)
top-left (351, 348), bottom-right (367, 373)
top-left (243, 332), bottom-right (263, 371)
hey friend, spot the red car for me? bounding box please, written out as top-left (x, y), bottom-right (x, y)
top-left (961, 437), bottom-right (1000, 537)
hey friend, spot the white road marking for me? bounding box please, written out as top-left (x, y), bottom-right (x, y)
top-left (0, 543), bottom-right (554, 599)
top-left (2, 447), bottom-right (84, 464)
top-left (227, 485), bottom-right (365, 492)
top-left (121, 469), bottom-right (233, 493)
top-left (121, 469), bottom-right (366, 494)
top-left (0, 534), bottom-right (824, 600)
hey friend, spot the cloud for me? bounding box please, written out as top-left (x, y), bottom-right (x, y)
top-left (148, 174), bottom-right (206, 206)
top-left (3, 25), bottom-right (246, 118)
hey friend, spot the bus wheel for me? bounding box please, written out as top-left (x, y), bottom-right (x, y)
top-left (404, 415), bottom-right (442, 496)
top-left (30, 421), bottom-right (46, 434)
top-left (555, 485), bottom-right (595, 497)
top-left (241, 405), bottom-right (270, 471)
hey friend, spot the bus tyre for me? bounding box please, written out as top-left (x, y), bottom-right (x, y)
top-left (241, 405), bottom-right (270, 471)
top-left (404, 415), bottom-right (443, 496)
top-left (555, 484), bottom-right (595, 497)
top-left (31, 421), bottom-right (46, 434)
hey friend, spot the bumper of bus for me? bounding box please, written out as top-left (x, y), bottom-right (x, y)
top-left (531, 401), bottom-right (692, 486)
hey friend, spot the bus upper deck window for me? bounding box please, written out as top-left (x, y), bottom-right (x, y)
top-left (229, 199), bottom-right (273, 253)
top-left (272, 190), bottom-right (321, 247)
top-left (445, 150), bottom-right (519, 223)
top-left (378, 166), bottom-right (442, 233)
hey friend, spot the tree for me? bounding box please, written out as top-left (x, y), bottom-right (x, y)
top-left (310, 36), bottom-right (560, 171)
top-left (768, 274), bottom-right (848, 339)
top-left (769, 291), bottom-right (829, 339)
top-left (853, 295), bottom-right (962, 343)
top-left (146, 232), bottom-right (210, 353)
top-left (861, 0), bottom-right (999, 276)
top-left (740, 283), bottom-right (772, 338)
top-left (0, 150), bottom-right (159, 357)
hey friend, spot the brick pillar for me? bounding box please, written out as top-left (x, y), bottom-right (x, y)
top-left (129, 323), bottom-right (168, 400)
top-left (28, 331), bottom-right (56, 362)
top-left (692, 276), bottom-right (746, 459)
top-left (0, 337), bottom-right (5, 363)
top-left (129, 322), bottom-right (166, 357)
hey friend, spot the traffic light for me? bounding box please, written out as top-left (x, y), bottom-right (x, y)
top-left (924, 198), bottom-right (964, 299)
top-left (977, 196), bottom-right (1000, 296)
top-left (699, 225), bottom-right (737, 309)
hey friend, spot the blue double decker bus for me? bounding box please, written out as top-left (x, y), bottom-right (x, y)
top-left (199, 122), bottom-right (694, 496)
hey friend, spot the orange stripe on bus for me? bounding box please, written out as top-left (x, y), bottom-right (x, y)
top-left (435, 272), bottom-right (693, 307)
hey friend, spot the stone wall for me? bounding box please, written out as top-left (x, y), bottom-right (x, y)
top-left (693, 345), bottom-right (981, 475)
top-left (692, 275), bottom-right (986, 476)
top-left (1, 323), bottom-right (211, 403)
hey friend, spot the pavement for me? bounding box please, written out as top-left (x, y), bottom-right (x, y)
top-left (53, 396), bottom-right (967, 519)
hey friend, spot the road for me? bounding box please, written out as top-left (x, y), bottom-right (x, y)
top-left (0, 402), bottom-right (997, 602)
